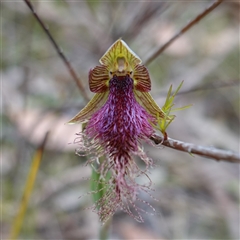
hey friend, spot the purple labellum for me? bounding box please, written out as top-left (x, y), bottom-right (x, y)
top-left (83, 75), bottom-right (157, 222)
top-left (86, 75), bottom-right (155, 157)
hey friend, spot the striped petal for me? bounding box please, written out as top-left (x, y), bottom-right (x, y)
top-left (68, 92), bottom-right (109, 124)
top-left (134, 90), bottom-right (166, 120)
top-left (99, 39), bottom-right (142, 70)
top-left (89, 66), bottom-right (109, 93)
top-left (133, 65), bottom-right (151, 92)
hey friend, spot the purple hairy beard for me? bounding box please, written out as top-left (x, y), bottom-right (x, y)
top-left (82, 75), bottom-right (157, 222)
top-left (86, 75), bottom-right (155, 157)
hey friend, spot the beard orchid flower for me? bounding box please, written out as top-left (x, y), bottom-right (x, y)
top-left (68, 39), bottom-right (172, 223)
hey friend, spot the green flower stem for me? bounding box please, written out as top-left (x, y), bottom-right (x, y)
top-left (90, 156), bottom-right (112, 239)
top-left (99, 218), bottom-right (112, 240)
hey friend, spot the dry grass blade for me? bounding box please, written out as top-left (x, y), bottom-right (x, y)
top-left (23, 0), bottom-right (89, 102)
top-left (144, 0), bottom-right (224, 66)
top-left (9, 132), bottom-right (49, 240)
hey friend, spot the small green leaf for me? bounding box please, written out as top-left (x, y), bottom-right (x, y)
top-left (170, 104), bottom-right (192, 112)
top-left (157, 81), bottom-right (190, 134)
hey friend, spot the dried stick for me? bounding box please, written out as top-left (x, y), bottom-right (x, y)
top-left (175, 79), bottom-right (239, 95)
top-left (23, 0), bottom-right (89, 102)
top-left (144, 0), bottom-right (224, 66)
top-left (150, 134), bottom-right (240, 163)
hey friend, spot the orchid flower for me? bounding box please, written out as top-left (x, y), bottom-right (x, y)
top-left (68, 39), bottom-right (173, 223)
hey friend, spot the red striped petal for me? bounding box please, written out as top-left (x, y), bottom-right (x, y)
top-left (133, 65), bottom-right (151, 92)
top-left (89, 65), bottom-right (109, 93)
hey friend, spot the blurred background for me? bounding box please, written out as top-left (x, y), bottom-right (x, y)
top-left (2, 1), bottom-right (239, 239)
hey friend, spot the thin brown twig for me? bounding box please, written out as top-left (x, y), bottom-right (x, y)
top-left (144, 0), bottom-right (224, 66)
top-left (156, 79), bottom-right (240, 97)
top-left (23, 0), bottom-right (89, 102)
top-left (150, 133), bottom-right (240, 163)
top-left (175, 79), bottom-right (239, 95)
